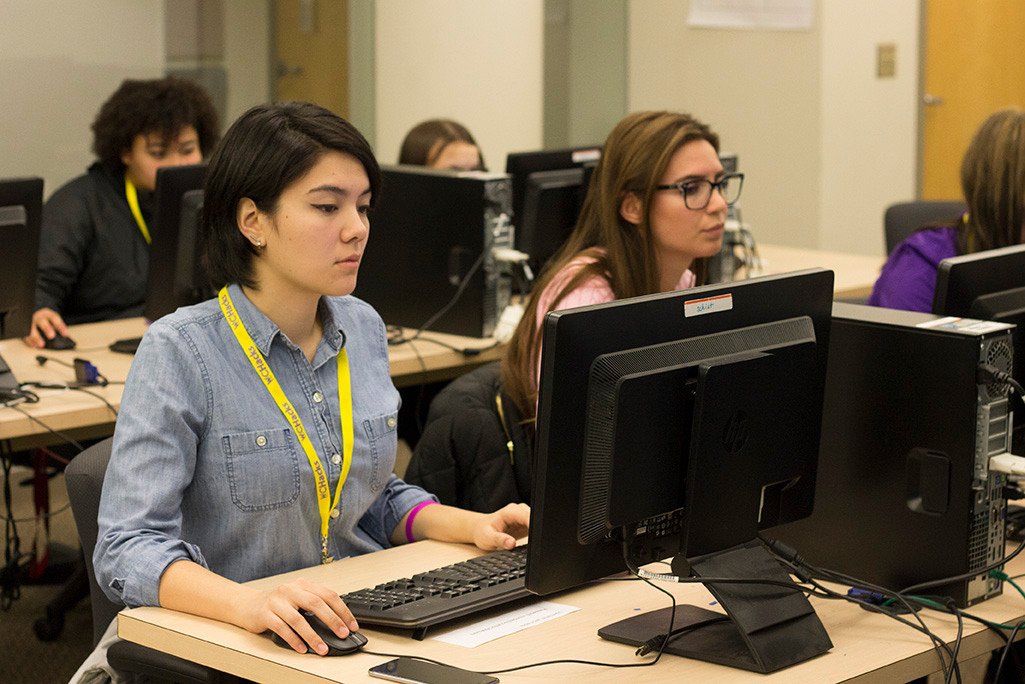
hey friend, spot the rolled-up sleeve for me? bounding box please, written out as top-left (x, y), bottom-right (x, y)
top-left (358, 475), bottom-right (437, 547)
top-left (94, 321), bottom-right (211, 607)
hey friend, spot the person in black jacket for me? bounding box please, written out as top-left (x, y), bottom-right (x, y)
top-left (25, 76), bottom-right (219, 348)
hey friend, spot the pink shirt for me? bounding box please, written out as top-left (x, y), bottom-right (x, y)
top-left (533, 254), bottom-right (696, 391)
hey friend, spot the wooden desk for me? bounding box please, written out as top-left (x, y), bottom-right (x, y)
top-left (119, 541), bottom-right (1025, 684)
top-left (0, 318), bottom-right (504, 445)
top-left (746, 244), bottom-right (885, 300)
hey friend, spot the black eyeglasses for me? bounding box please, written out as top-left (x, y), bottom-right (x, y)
top-left (655, 172), bottom-right (744, 210)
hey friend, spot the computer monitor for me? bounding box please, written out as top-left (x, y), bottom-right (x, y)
top-left (933, 244), bottom-right (1025, 448)
top-left (0, 177), bottom-right (44, 340)
top-left (505, 146), bottom-right (600, 274)
top-left (515, 166), bottom-right (595, 277)
top-left (355, 165), bottom-right (514, 337)
top-left (143, 164), bottom-right (212, 322)
top-left (526, 269), bottom-right (835, 673)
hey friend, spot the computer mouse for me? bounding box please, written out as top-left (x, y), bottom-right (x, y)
top-left (43, 333), bottom-right (76, 350)
top-left (271, 610), bottom-right (368, 656)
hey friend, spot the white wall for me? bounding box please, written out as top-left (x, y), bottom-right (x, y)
top-left (373, 0), bottom-right (544, 169)
top-left (628, 0), bottom-right (823, 250)
top-left (628, 0), bottom-right (920, 256)
top-left (818, 1), bottom-right (919, 255)
top-left (223, 0), bottom-right (272, 125)
top-left (0, 1), bottom-right (165, 197)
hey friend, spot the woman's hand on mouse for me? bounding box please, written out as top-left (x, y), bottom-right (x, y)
top-left (235, 577), bottom-right (358, 655)
top-left (24, 308), bottom-right (68, 349)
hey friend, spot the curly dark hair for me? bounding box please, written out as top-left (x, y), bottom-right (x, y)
top-left (91, 76), bottom-right (220, 171)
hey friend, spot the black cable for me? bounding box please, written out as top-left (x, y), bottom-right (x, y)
top-left (994, 620), bottom-right (1025, 682)
top-left (943, 598), bottom-right (964, 684)
top-left (410, 248), bottom-right (486, 342)
top-left (1, 441), bottom-right (32, 610)
top-left (19, 382), bottom-right (118, 418)
top-left (1, 386), bottom-right (39, 406)
top-left (899, 536), bottom-right (1025, 597)
top-left (760, 536), bottom-right (958, 681)
top-left (4, 406), bottom-right (85, 452)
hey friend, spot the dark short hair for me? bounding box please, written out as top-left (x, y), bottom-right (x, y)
top-left (202, 101), bottom-right (382, 289)
top-left (91, 76), bottom-right (219, 171)
top-left (398, 118), bottom-right (485, 170)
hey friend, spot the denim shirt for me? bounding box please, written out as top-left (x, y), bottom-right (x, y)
top-left (95, 284), bottom-right (435, 608)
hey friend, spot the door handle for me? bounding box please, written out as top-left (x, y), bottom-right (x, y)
top-left (923, 94), bottom-right (944, 106)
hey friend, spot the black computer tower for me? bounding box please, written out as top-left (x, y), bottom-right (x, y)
top-left (356, 166), bottom-right (514, 338)
top-left (771, 303), bottom-right (1013, 607)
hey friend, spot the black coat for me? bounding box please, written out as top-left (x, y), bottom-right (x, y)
top-left (35, 163), bottom-right (153, 324)
top-left (405, 362), bottom-right (532, 513)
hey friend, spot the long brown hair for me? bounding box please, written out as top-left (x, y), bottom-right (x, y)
top-left (957, 107), bottom-right (1025, 255)
top-left (501, 111), bottom-right (720, 419)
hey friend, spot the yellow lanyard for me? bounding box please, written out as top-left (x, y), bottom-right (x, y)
top-left (124, 175), bottom-right (151, 244)
top-left (218, 286), bottom-right (353, 564)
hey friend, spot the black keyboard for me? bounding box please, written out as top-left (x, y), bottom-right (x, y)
top-left (342, 545), bottom-right (530, 638)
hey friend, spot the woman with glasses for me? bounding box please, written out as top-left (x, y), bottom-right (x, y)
top-left (868, 107), bottom-right (1025, 313)
top-left (501, 110), bottom-right (742, 421)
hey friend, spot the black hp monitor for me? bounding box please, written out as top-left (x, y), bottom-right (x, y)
top-left (143, 164), bottom-right (212, 322)
top-left (526, 269), bottom-right (834, 673)
top-left (0, 177), bottom-right (44, 339)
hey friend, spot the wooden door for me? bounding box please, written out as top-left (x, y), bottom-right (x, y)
top-left (274, 0), bottom-right (349, 117)
top-left (921, 0), bottom-right (1025, 199)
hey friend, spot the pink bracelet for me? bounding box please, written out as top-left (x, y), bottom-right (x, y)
top-left (405, 500), bottom-right (439, 543)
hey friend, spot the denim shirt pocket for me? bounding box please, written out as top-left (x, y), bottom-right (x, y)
top-left (222, 428), bottom-right (301, 512)
top-left (362, 411), bottom-right (398, 493)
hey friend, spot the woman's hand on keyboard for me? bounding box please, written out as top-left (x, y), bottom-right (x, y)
top-left (398, 502), bottom-right (530, 550)
top-left (472, 503), bottom-right (530, 551)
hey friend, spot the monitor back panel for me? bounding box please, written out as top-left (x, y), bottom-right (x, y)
top-left (356, 166), bottom-right (514, 337)
top-left (0, 177), bottom-right (44, 339)
top-left (770, 303), bottom-right (1012, 606)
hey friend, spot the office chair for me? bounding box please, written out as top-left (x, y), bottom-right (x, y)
top-left (884, 200), bottom-right (966, 255)
top-left (65, 437), bottom-right (243, 683)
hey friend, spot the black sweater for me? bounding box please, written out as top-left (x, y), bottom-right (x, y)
top-left (34, 162), bottom-right (153, 325)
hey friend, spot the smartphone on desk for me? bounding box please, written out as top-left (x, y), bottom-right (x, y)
top-left (368, 657), bottom-right (499, 684)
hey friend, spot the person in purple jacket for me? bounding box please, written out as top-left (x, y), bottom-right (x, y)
top-left (868, 108), bottom-right (1025, 313)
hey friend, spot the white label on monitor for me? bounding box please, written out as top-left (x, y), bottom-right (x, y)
top-left (684, 293), bottom-right (733, 318)
top-left (571, 149), bottom-right (601, 164)
top-left (917, 316), bottom-right (1013, 334)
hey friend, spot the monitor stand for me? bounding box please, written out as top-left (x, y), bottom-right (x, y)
top-left (597, 540), bottom-right (832, 673)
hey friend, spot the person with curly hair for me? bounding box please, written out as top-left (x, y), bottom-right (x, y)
top-left (26, 76), bottom-right (220, 348)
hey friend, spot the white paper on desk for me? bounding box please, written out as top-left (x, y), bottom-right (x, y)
top-left (431, 601), bottom-right (579, 648)
top-left (688, 0), bottom-right (813, 31)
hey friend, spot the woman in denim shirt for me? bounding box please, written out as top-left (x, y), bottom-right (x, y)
top-left (95, 102), bottom-right (529, 657)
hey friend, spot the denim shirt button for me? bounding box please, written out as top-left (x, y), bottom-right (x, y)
top-left (255, 435), bottom-right (267, 447)
top-left (387, 417), bottom-right (396, 428)
top-left (331, 453), bottom-right (341, 465)
top-left (330, 508), bottom-right (340, 519)
top-left (313, 391), bottom-right (324, 403)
